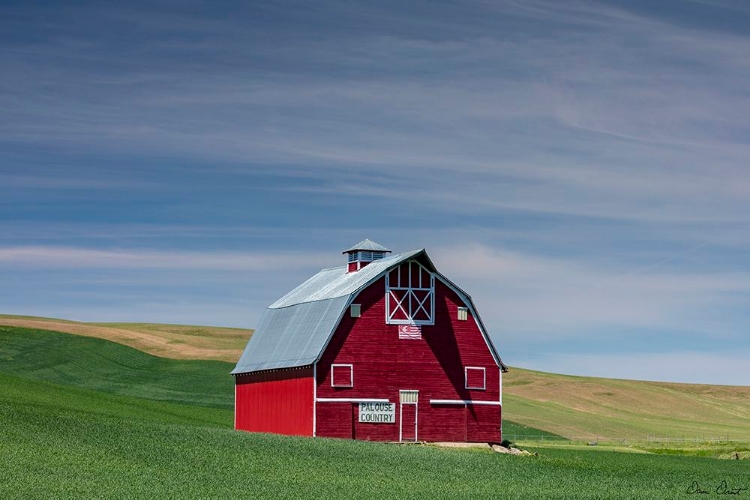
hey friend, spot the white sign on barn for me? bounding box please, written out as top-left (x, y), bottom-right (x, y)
top-left (358, 402), bottom-right (396, 423)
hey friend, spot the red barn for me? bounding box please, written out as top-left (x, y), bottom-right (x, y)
top-left (232, 239), bottom-right (507, 442)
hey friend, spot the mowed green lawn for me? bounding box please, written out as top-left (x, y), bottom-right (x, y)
top-left (2, 326), bottom-right (750, 499)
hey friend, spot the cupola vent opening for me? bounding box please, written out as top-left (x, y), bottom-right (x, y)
top-left (343, 239), bottom-right (391, 272)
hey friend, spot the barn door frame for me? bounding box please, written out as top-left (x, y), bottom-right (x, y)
top-left (399, 390), bottom-right (419, 442)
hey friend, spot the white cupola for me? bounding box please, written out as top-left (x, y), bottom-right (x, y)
top-left (343, 239), bottom-right (391, 272)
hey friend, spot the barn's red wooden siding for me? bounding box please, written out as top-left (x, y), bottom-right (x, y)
top-left (316, 274), bottom-right (501, 442)
top-left (235, 367), bottom-right (313, 436)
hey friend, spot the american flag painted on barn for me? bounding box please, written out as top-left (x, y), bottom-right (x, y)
top-left (398, 324), bottom-right (422, 340)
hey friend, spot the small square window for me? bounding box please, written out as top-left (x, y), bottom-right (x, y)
top-left (457, 307), bottom-right (468, 321)
top-left (465, 367), bottom-right (485, 390)
top-left (331, 364), bottom-right (353, 388)
top-left (350, 304), bottom-right (361, 318)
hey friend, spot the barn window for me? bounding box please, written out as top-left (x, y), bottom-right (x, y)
top-left (465, 367), bottom-right (486, 390)
top-left (457, 307), bottom-right (468, 321)
top-left (350, 304), bottom-right (361, 318)
top-left (331, 364), bottom-right (353, 388)
top-left (385, 260), bottom-right (434, 325)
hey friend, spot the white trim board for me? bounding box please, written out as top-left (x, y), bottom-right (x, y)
top-left (313, 363), bottom-right (317, 437)
top-left (316, 398), bottom-right (390, 403)
top-left (429, 399), bottom-right (502, 406)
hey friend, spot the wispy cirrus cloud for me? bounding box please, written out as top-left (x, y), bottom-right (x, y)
top-left (0, 246), bottom-right (336, 271)
top-left (2, 0), bottom-right (750, 382)
top-left (432, 243), bottom-right (750, 341)
top-left (513, 350), bottom-right (750, 386)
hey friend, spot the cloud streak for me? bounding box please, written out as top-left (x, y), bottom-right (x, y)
top-left (1, 0), bottom-right (749, 383)
top-left (432, 243), bottom-right (750, 339)
top-left (0, 246), bottom-right (335, 271)
top-left (513, 350), bottom-right (750, 386)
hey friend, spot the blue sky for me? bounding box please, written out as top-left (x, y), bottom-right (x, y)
top-left (2, 0), bottom-right (749, 384)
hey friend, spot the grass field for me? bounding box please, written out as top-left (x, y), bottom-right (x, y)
top-left (504, 368), bottom-right (750, 441)
top-left (0, 326), bottom-right (234, 410)
top-left (2, 325), bottom-right (750, 499)
top-left (2, 372), bottom-right (748, 499)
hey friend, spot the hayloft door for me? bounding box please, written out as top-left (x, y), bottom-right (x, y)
top-left (399, 390), bottom-right (418, 442)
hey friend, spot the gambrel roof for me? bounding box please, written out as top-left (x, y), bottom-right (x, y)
top-left (232, 248), bottom-right (505, 375)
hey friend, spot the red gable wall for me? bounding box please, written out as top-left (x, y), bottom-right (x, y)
top-left (316, 274), bottom-right (501, 442)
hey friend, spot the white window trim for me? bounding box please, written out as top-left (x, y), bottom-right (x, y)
top-left (350, 304), bottom-right (361, 318)
top-left (385, 260), bottom-right (435, 326)
top-left (331, 364), bottom-right (353, 388)
top-left (457, 306), bottom-right (468, 321)
top-left (465, 366), bottom-right (486, 390)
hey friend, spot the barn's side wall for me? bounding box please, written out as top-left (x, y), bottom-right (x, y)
top-left (316, 276), bottom-right (500, 442)
top-left (235, 367), bottom-right (313, 436)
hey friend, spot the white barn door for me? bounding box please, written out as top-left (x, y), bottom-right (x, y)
top-left (399, 390), bottom-right (418, 442)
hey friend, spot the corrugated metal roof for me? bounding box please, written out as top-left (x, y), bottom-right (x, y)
top-left (342, 238), bottom-right (391, 253)
top-left (231, 296), bottom-right (350, 373)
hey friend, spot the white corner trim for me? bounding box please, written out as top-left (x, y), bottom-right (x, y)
top-left (313, 363), bottom-right (317, 437)
top-left (499, 367), bottom-right (503, 406)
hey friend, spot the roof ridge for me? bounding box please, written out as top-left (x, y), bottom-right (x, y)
top-left (342, 238), bottom-right (392, 253)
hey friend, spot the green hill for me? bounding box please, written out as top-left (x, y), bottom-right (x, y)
top-left (2, 324), bottom-right (750, 498)
top-left (503, 367), bottom-right (750, 441)
top-left (0, 326), bottom-right (234, 411)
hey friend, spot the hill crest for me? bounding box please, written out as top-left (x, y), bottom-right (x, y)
top-left (0, 315), bottom-right (252, 363)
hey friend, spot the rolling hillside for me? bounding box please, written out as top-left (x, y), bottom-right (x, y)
top-left (0, 326), bottom-right (234, 412)
top-left (0, 314), bottom-right (252, 362)
top-left (1, 325), bottom-right (748, 498)
top-left (6, 371), bottom-right (746, 500)
top-left (504, 368), bottom-right (750, 441)
top-left (2, 316), bottom-right (749, 441)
